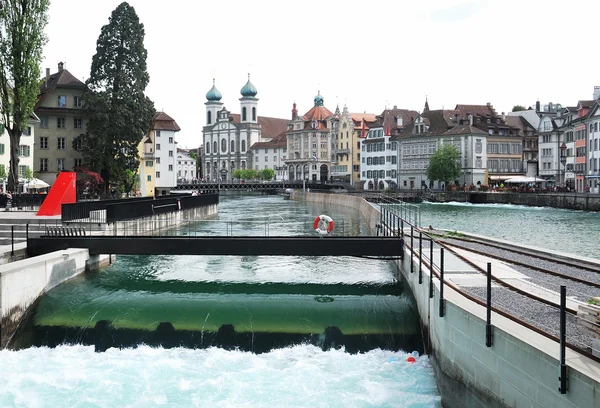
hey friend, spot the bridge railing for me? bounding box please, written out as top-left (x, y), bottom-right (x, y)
top-left (62, 197), bottom-right (155, 223)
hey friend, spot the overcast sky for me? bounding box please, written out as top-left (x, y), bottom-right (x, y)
top-left (43, 0), bottom-right (600, 148)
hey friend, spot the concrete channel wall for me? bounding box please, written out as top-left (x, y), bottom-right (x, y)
top-left (297, 192), bottom-right (599, 408)
top-left (0, 202), bottom-right (219, 349)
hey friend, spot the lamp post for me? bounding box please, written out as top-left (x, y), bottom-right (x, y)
top-left (560, 142), bottom-right (567, 187)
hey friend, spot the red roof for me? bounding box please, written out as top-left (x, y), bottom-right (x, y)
top-left (302, 105), bottom-right (333, 121)
top-left (230, 114), bottom-right (289, 139)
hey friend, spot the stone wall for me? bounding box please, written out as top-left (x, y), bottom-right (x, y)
top-left (434, 192), bottom-right (600, 211)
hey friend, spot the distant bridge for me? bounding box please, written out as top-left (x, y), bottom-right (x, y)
top-left (171, 181), bottom-right (347, 192)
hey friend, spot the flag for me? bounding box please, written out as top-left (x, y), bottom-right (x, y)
top-left (313, 155), bottom-right (317, 161)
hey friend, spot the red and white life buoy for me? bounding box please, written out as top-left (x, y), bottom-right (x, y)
top-left (314, 214), bottom-right (334, 235)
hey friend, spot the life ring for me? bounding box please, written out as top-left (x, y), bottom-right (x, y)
top-left (314, 214), bottom-right (334, 235)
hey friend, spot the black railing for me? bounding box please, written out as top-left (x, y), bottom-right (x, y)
top-left (62, 197), bottom-right (154, 223)
top-left (105, 194), bottom-right (219, 223)
top-left (0, 193), bottom-right (47, 209)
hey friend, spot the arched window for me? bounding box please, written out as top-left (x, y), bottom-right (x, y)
top-left (231, 161), bottom-right (235, 169)
top-left (221, 138), bottom-right (227, 152)
top-left (206, 142), bottom-right (210, 154)
top-left (242, 107), bottom-right (247, 121)
top-left (207, 111), bottom-right (212, 125)
top-left (231, 140), bottom-right (235, 152)
top-left (241, 140), bottom-right (246, 152)
top-left (252, 107), bottom-right (256, 121)
top-left (213, 141), bottom-right (217, 154)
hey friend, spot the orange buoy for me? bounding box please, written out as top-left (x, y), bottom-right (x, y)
top-left (406, 356), bottom-right (416, 363)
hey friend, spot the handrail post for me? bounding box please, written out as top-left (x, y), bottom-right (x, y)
top-left (439, 247), bottom-right (445, 317)
top-left (559, 285), bottom-right (568, 394)
top-left (418, 231), bottom-right (423, 284)
top-left (11, 225), bottom-right (14, 256)
top-left (429, 238), bottom-right (434, 298)
top-left (410, 226), bottom-right (414, 273)
top-left (486, 262), bottom-right (493, 347)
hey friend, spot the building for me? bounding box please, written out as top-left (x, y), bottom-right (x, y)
top-left (0, 113), bottom-right (39, 189)
top-left (33, 62), bottom-right (86, 186)
top-left (582, 94), bottom-right (600, 193)
top-left (285, 92), bottom-right (335, 182)
top-left (176, 148), bottom-right (197, 183)
top-left (201, 77), bottom-right (288, 181)
top-left (396, 108), bottom-right (488, 190)
top-left (333, 106), bottom-right (377, 186)
top-left (137, 111), bottom-right (181, 197)
top-left (250, 130), bottom-right (288, 180)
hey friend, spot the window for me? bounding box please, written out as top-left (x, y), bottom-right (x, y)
top-left (145, 160), bottom-right (152, 167)
top-left (156, 171), bottom-right (161, 178)
top-left (221, 138), bottom-right (226, 152)
top-left (265, 156), bottom-right (269, 162)
top-left (57, 95), bottom-right (66, 107)
top-left (18, 145), bottom-right (31, 157)
top-left (206, 142), bottom-right (210, 154)
top-left (18, 165), bottom-right (27, 177)
top-left (156, 144), bottom-right (161, 150)
top-left (207, 111), bottom-right (212, 124)
top-left (57, 158), bottom-right (65, 171)
top-left (213, 141), bottom-right (217, 153)
top-left (39, 158), bottom-right (48, 172)
top-left (169, 137), bottom-right (173, 143)
top-left (74, 158), bottom-right (82, 168)
top-left (252, 107), bottom-right (256, 121)
top-left (242, 107), bottom-right (247, 121)
top-left (156, 130), bottom-right (161, 137)
top-left (242, 140), bottom-right (247, 152)
top-left (40, 137), bottom-right (48, 149)
top-left (73, 137), bottom-right (82, 150)
top-left (156, 157), bottom-right (160, 164)
top-left (231, 140), bottom-right (235, 152)
top-left (74, 118), bottom-right (82, 129)
top-left (169, 150), bottom-right (173, 157)
top-left (73, 96), bottom-right (82, 107)
top-left (40, 116), bottom-right (48, 128)
top-left (0, 144), bottom-right (5, 155)
top-left (57, 137), bottom-right (66, 150)
top-left (147, 175), bottom-right (152, 182)
top-left (22, 126), bottom-right (31, 136)
top-left (57, 117), bottom-right (66, 128)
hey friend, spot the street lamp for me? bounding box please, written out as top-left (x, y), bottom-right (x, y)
top-left (560, 142), bottom-right (567, 187)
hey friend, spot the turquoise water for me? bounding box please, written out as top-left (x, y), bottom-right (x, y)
top-left (419, 201), bottom-right (600, 259)
top-left (1, 196), bottom-right (442, 407)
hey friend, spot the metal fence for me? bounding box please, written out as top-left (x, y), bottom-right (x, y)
top-left (0, 193), bottom-right (47, 210)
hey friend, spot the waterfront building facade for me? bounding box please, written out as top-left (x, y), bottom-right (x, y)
top-left (0, 115), bottom-right (39, 188)
top-left (33, 62), bottom-right (85, 186)
top-left (176, 148), bottom-right (197, 183)
top-left (583, 99), bottom-right (600, 193)
top-left (202, 77), bottom-right (288, 182)
top-left (285, 92), bottom-right (335, 182)
top-left (250, 131), bottom-right (288, 180)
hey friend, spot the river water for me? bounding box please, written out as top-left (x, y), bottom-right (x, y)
top-left (419, 200), bottom-right (600, 259)
top-left (1, 195), bottom-right (441, 408)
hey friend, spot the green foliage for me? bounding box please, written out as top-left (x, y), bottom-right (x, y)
top-left (0, 0), bottom-right (49, 192)
top-left (511, 105), bottom-right (526, 112)
top-left (259, 168), bottom-right (275, 181)
top-left (426, 144), bottom-right (461, 186)
top-left (74, 2), bottom-right (155, 192)
top-left (234, 169), bottom-right (258, 180)
top-left (232, 169), bottom-right (242, 180)
top-left (23, 166), bottom-right (33, 181)
top-left (120, 168), bottom-right (139, 195)
top-left (0, 164), bottom-right (6, 181)
top-left (189, 151), bottom-right (197, 160)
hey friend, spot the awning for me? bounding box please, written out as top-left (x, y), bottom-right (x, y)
top-left (489, 175), bottom-right (511, 181)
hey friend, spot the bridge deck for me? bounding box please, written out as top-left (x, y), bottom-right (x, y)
top-left (27, 236), bottom-right (404, 257)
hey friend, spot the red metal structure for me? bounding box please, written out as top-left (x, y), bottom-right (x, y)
top-left (37, 172), bottom-right (76, 216)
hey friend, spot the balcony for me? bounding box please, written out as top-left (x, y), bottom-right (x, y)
top-left (143, 151), bottom-right (154, 159)
top-left (336, 148), bottom-right (350, 154)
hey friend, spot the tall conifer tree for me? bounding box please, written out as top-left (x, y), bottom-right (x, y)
top-left (75, 2), bottom-right (155, 193)
top-left (0, 0), bottom-right (49, 192)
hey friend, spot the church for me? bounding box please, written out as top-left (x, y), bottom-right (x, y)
top-left (201, 76), bottom-right (288, 181)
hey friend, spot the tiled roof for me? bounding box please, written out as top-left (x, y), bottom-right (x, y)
top-left (153, 111), bottom-right (181, 131)
top-left (454, 104), bottom-right (496, 117)
top-left (302, 105), bottom-right (333, 121)
top-left (350, 113), bottom-right (377, 122)
top-left (378, 108), bottom-right (419, 133)
top-left (578, 100), bottom-right (595, 109)
top-left (442, 124), bottom-right (488, 136)
top-left (229, 114), bottom-right (289, 139)
top-left (35, 68), bottom-right (85, 109)
top-left (250, 130), bottom-right (287, 150)
top-left (423, 109), bottom-right (461, 132)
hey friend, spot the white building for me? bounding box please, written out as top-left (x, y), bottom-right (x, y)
top-left (583, 98), bottom-right (600, 193)
top-left (0, 113), bottom-right (39, 191)
top-left (250, 130), bottom-right (288, 180)
top-left (176, 148), bottom-right (197, 183)
top-left (152, 112), bottom-right (181, 196)
top-left (360, 123), bottom-right (398, 190)
top-left (201, 76), bottom-right (288, 181)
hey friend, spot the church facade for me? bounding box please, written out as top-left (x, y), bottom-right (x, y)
top-left (201, 76), bottom-right (288, 181)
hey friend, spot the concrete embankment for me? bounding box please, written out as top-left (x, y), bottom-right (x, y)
top-left (296, 191), bottom-right (599, 408)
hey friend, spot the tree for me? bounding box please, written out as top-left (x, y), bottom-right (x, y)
top-left (511, 105), bottom-right (526, 112)
top-left (74, 2), bottom-right (155, 194)
top-left (259, 168), bottom-right (275, 181)
top-left (426, 144), bottom-right (461, 188)
top-left (0, 0), bottom-right (49, 192)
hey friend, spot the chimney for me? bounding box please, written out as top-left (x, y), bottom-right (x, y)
top-left (536, 100), bottom-right (541, 112)
top-left (468, 114), bottom-right (473, 126)
top-left (548, 102), bottom-right (553, 111)
top-left (45, 68), bottom-right (50, 87)
top-left (393, 105), bottom-right (397, 109)
top-left (58, 61), bottom-right (64, 71)
top-left (501, 112), bottom-right (506, 122)
top-left (594, 86), bottom-right (600, 101)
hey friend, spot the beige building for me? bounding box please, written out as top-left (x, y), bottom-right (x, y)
top-left (332, 106), bottom-right (376, 185)
top-left (33, 62), bottom-right (86, 186)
